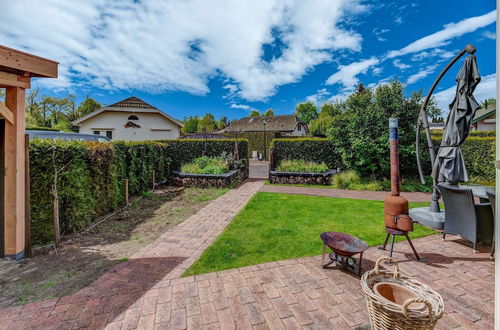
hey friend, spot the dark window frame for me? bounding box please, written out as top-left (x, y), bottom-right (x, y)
top-left (93, 130), bottom-right (100, 135)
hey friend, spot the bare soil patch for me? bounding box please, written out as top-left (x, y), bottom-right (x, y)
top-left (0, 186), bottom-right (228, 308)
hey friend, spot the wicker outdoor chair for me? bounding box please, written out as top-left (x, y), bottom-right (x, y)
top-left (486, 190), bottom-right (495, 258)
top-left (438, 184), bottom-right (494, 252)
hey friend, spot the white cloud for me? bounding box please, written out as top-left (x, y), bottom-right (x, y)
top-left (482, 30), bottom-right (496, 40)
top-left (306, 88), bottom-right (331, 104)
top-left (393, 59), bottom-right (411, 70)
top-left (0, 0), bottom-right (367, 101)
top-left (433, 73), bottom-right (496, 114)
top-left (322, 11), bottom-right (495, 97)
top-left (325, 57), bottom-right (379, 91)
top-left (230, 104), bottom-right (251, 110)
top-left (386, 10), bottom-right (496, 58)
top-left (406, 65), bottom-right (438, 85)
top-left (411, 48), bottom-right (456, 61)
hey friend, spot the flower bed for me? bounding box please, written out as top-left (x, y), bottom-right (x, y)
top-left (173, 155), bottom-right (246, 188)
top-left (269, 169), bottom-right (337, 185)
top-left (172, 170), bottom-right (241, 188)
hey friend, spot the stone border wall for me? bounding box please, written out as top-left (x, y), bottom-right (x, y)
top-left (172, 170), bottom-right (244, 188)
top-left (269, 169), bottom-right (336, 185)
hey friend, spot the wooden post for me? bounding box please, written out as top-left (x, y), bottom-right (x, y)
top-left (152, 170), bottom-right (156, 191)
top-left (4, 87), bottom-right (26, 259)
top-left (24, 134), bottom-right (31, 257)
top-left (124, 179), bottom-right (129, 205)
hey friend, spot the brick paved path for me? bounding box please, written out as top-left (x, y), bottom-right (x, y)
top-left (0, 180), bottom-right (494, 329)
top-left (260, 185), bottom-right (431, 202)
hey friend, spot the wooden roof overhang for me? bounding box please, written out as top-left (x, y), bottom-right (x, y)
top-left (0, 45), bottom-right (58, 89)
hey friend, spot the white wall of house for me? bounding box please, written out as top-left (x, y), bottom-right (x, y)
top-left (285, 123), bottom-right (308, 136)
top-left (78, 111), bottom-right (180, 141)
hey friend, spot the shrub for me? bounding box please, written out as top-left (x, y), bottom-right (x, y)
top-left (331, 170), bottom-right (360, 189)
top-left (270, 138), bottom-right (343, 170)
top-left (277, 159), bottom-right (329, 173)
top-left (181, 156), bottom-right (229, 175)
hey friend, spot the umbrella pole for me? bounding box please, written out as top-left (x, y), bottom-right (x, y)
top-left (415, 44), bottom-right (476, 212)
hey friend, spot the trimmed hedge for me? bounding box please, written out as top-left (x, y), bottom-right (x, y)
top-left (431, 136), bottom-right (495, 182)
top-left (160, 139), bottom-right (248, 169)
top-left (431, 130), bottom-right (495, 138)
top-left (30, 140), bottom-right (171, 246)
top-left (29, 138), bottom-right (248, 246)
top-left (270, 138), bottom-right (343, 170)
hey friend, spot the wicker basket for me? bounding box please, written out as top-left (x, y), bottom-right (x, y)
top-left (361, 256), bottom-right (444, 330)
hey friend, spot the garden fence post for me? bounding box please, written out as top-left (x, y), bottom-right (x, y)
top-left (152, 170), bottom-right (156, 191)
top-left (124, 179), bottom-right (129, 205)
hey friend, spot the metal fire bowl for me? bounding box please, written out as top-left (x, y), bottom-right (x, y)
top-left (320, 232), bottom-right (368, 257)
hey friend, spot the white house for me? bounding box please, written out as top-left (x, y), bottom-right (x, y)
top-left (72, 96), bottom-right (183, 141)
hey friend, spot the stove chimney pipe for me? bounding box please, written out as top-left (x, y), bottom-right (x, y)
top-left (389, 118), bottom-right (400, 196)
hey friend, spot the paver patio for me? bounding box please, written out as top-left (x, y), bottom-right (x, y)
top-left (0, 182), bottom-right (494, 329)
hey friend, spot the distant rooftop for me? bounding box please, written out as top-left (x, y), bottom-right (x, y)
top-left (222, 115), bottom-right (305, 133)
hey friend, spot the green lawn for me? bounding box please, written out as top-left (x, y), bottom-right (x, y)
top-left (183, 192), bottom-right (436, 276)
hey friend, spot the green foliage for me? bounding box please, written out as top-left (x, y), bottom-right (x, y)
top-left (249, 110), bottom-right (261, 117)
top-left (270, 138), bottom-right (342, 170)
top-left (330, 170), bottom-right (432, 192)
top-left (331, 170), bottom-right (360, 189)
top-left (29, 140), bottom-right (171, 246)
top-left (183, 116), bottom-right (200, 133)
top-left (77, 97), bottom-right (101, 117)
top-left (309, 116), bottom-right (335, 137)
top-left (216, 116), bottom-right (229, 130)
top-left (319, 103), bottom-right (343, 117)
top-left (277, 159), bottom-right (328, 173)
top-left (294, 101), bottom-right (318, 124)
top-left (159, 139), bottom-right (248, 170)
top-left (328, 81), bottom-right (425, 179)
top-left (181, 156), bottom-right (229, 174)
top-left (263, 108), bottom-right (274, 116)
top-left (431, 130), bottom-right (495, 138)
top-left (198, 113), bottom-right (217, 132)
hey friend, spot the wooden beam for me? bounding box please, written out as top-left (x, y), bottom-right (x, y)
top-left (0, 45), bottom-right (58, 78)
top-left (3, 86), bottom-right (26, 259)
top-left (0, 103), bottom-right (14, 125)
top-left (0, 72), bottom-right (30, 89)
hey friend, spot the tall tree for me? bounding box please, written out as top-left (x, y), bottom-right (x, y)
top-left (77, 96), bottom-right (101, 117)
top-left (319, 103), bottom-right (343, 117)
top-left (294, 101), bottom-right (318, 124)
top-left (249, 109), bottom-right (260, 117)
top-left (198, 113), bottom-right (216, 132)
top-left (263, 108), bottom-right (274, 116)
top-left (216, 115), bottom-right (229, 130)
top-left (183, 116), bottom-right (199, 133)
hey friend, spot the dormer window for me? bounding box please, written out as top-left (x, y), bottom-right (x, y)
top-left (128, 115), bottom-right (139, 120)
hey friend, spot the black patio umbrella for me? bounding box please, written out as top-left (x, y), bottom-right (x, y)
top-left (431, 55), bottom-right (481, 185)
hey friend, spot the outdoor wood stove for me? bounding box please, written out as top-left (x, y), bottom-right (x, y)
top-left (382, 119), bottom-right (420, 260)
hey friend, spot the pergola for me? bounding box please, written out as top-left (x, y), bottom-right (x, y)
top-left (0, 45), bottom-right (58, 260)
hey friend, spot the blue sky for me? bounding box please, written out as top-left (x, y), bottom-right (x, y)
top-left (0, 0), bottom-right (496, 120)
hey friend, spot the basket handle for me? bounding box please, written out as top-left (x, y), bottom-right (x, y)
top-left (374, 256), bottom-right (399, 278)
top-left (402, 298), bottom-right (433, 322)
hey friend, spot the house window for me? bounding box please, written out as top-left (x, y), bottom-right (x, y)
top-left (298, 125), bottom-right (301, 131)
top-left (128, 115), bottom-right (139, 120)
top-left (93, 130), bottom-right (100, 135)
top-left (106, 131), bottom-right (113, 139)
